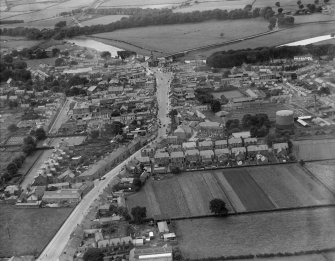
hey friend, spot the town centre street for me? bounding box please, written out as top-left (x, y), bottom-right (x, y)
top-left (37, 69), bottom-right (172, 260)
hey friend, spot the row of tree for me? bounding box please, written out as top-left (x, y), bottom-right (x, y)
top-left (0, 7), bottom-right (274, 40)
top-left (206, 44), bottom-right (335, 68)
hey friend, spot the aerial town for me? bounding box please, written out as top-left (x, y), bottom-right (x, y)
top-left (0, 0), bottom-right (335, 261)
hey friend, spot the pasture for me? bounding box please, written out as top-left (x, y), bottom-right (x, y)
top-left (176, 207), bottom-right (335, 259)
top-left (99, 0), bottom-right (185, 8)
top-left (174, 0), bottom-right (299, 13)
top-left (81, 15), bottom-right (127, 26)
top-left (191, 22), bottom-right (335, 59)
top-left (293, 138), bottom-right (335, 161)
top-left (306, 161), bottom-right (335, 194)
top-left (126, 164), bottom-right (335, 219)
top-left (0, 204), bottom-right (73, 257)
top-left (92, 18), bottom-right (268, 56)
top-left (0, 36), bottom-right (41, 50)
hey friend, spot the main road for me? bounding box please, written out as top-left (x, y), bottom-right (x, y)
top-left (37, 68), bottom-right (172, 261)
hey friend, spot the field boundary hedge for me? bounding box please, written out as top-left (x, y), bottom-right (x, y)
top-left (155, 204), bottom-right (335, 222)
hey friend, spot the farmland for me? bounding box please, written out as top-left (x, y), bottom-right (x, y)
top-left (126, 164), bottom-right (335, 219)
top-left (92, 18), bottom-right (269, 56)
top-left (81, 15), bottom-right (127, 26)
top-left (174, 0), bottom-right (299, 13)
top-left (176, 207), bottom-right (335, 259)
top-left (0, 204), bottom-right (73, 257)
top-left (188, 22), bottom-right (335, 59)
top-left (306, 161), bottom-right (335, 194)
top-left (293, 138), bottom-right (335, 161)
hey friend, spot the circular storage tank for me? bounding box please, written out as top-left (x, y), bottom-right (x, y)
top-left (276, 110), bottom-right (294, 130)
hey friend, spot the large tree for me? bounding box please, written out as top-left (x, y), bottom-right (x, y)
top-left (131, 206), bottom-right (147, 224)
top-left (8, 124), bottom-right (18, 133)
top-left (210, 198), bottom-right (228, 216)
top-left (35, 127), bottom-right (46, 140)
top-left (83, 248), bottom-right (104, 261)
top-left (7, 162), bottom-right (18, 176)
top-left (100, 51), bottom-right (111, 60)
top-left (211, 99), bottom-right (221, 113)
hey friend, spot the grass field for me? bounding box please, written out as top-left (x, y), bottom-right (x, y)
top-left (306, 161), bottom-right (335, 194)
top-left (174, 0), bottom-right (299, 13)
top-left (126, 164), bottom-right (335, 219)
top-left (99, 0), bottom-right (184, 8)
top-left (81, 15), bottom-right (127, 26)
top-left (176, 207), bottom-right (335, 259)
top-left (92, 18), bottom-right (268, 55)
top-left (293, 139), bottom-right (335, 161)
top-left (191, 22), bottom-right (335, 59)
top-left (0, 205), bottom-right (73, 257)
top-left (0, 35), bottom-right (41, 50)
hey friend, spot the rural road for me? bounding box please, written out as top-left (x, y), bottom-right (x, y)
top-left (37, 68), bottom-right (172, 261)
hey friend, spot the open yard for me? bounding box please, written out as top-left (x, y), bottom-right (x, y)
top-left (176, 207), bottom-right (335, 259)
top-left (211, 90), bottom-right (245, 100)
top-left (126, 164), bottom-right (335, 219)
top-left (0, 204), bottom-right (73, 257)
top-left (293, 138), bottom-right (335, 161)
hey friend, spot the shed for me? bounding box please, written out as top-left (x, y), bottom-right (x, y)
top-left (157, 221), bottom-right (169, 233)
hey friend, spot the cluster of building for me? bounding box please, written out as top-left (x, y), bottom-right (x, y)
top-left (138, 131), bottom-right (289, 172)
top-left (59, 63), bottom-right (157, 135)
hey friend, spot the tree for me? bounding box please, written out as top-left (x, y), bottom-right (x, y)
top-left (314, 0), bottom-right (319, 4)
top-left (171, 166), bottom-right (181, 174)
top-left (132, 178), bottom-right (142, 191)
top-left (278, 7), bottom-right (284, 13)
top-left (83, 248), bottom-right (104, 261)
top-left (52, 48), bottom-right (60, 57)
top-left (55, 21), bottom-right (67, 29)
top-left (209, 198), bottom-right (228, 216)
top-left (297, 0), bottom-right (302, 5)
top-left (8, 124), bottom-right (18, 133)
top-left (131, 206), bottom-right (146, 224)
top-left (55, 58), bottom-right (65, 67)
top-left (35, 127), bottom-right (46, 140)
top-left (106, 121), bottom-right (124, 136)
top-left (7, 162), bottom-right (18, 176)
top-left (90, 130), bottom-right (100, 139)
top-left (168, 109), bottom-right (178, 118)
top-left (220, 32), bottom-right (224, 38)
top-left (211, 99), bottom-right (221, 113)
top-left (100, 51), bottom-right (111, 60)
top-left (275, 2), bottom-right (281, 7)
top-left (23, 135), bottom-right (36, 155)
top-left (13, 155), bottom-right (25, 168)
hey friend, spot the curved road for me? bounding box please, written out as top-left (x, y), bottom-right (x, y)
top-left (37, 68), bottom-right (172, 261)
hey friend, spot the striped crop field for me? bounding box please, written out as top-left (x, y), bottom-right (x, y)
top-left (126, 164), bottom-right (335, 219)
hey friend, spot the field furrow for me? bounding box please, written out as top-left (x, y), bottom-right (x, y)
top-left (214, 171), bottom-right (246, 212)
top-left (275, 166), bottom-right (320, 206)
top-left (177, 175), bottom-right (200, 215)
top-left (144, 182), bottom-right (161, 217)
top-left (152, 180), bottom-right (180, 218)
top-left (223, 169), bottom-right (275, 211)
top-left (306, 163), bottom-right (335, 194)
top-left (170, 178), bottom-right (191, 218)
top-left (202, 172), bottom-right (235, 213)
top-left (288, 165), bottom-right (335, 205)
top-left (248, 166), bottom-right (302, 208)
top-left (192, 174), bottom-right (213, 215)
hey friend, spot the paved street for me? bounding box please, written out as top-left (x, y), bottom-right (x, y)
top-left (37, 69), bottom-right (172, 261)
top-left (49, 98), bottom-right (72, 134)
top-left (153, 68), bottom-right (173, 138)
